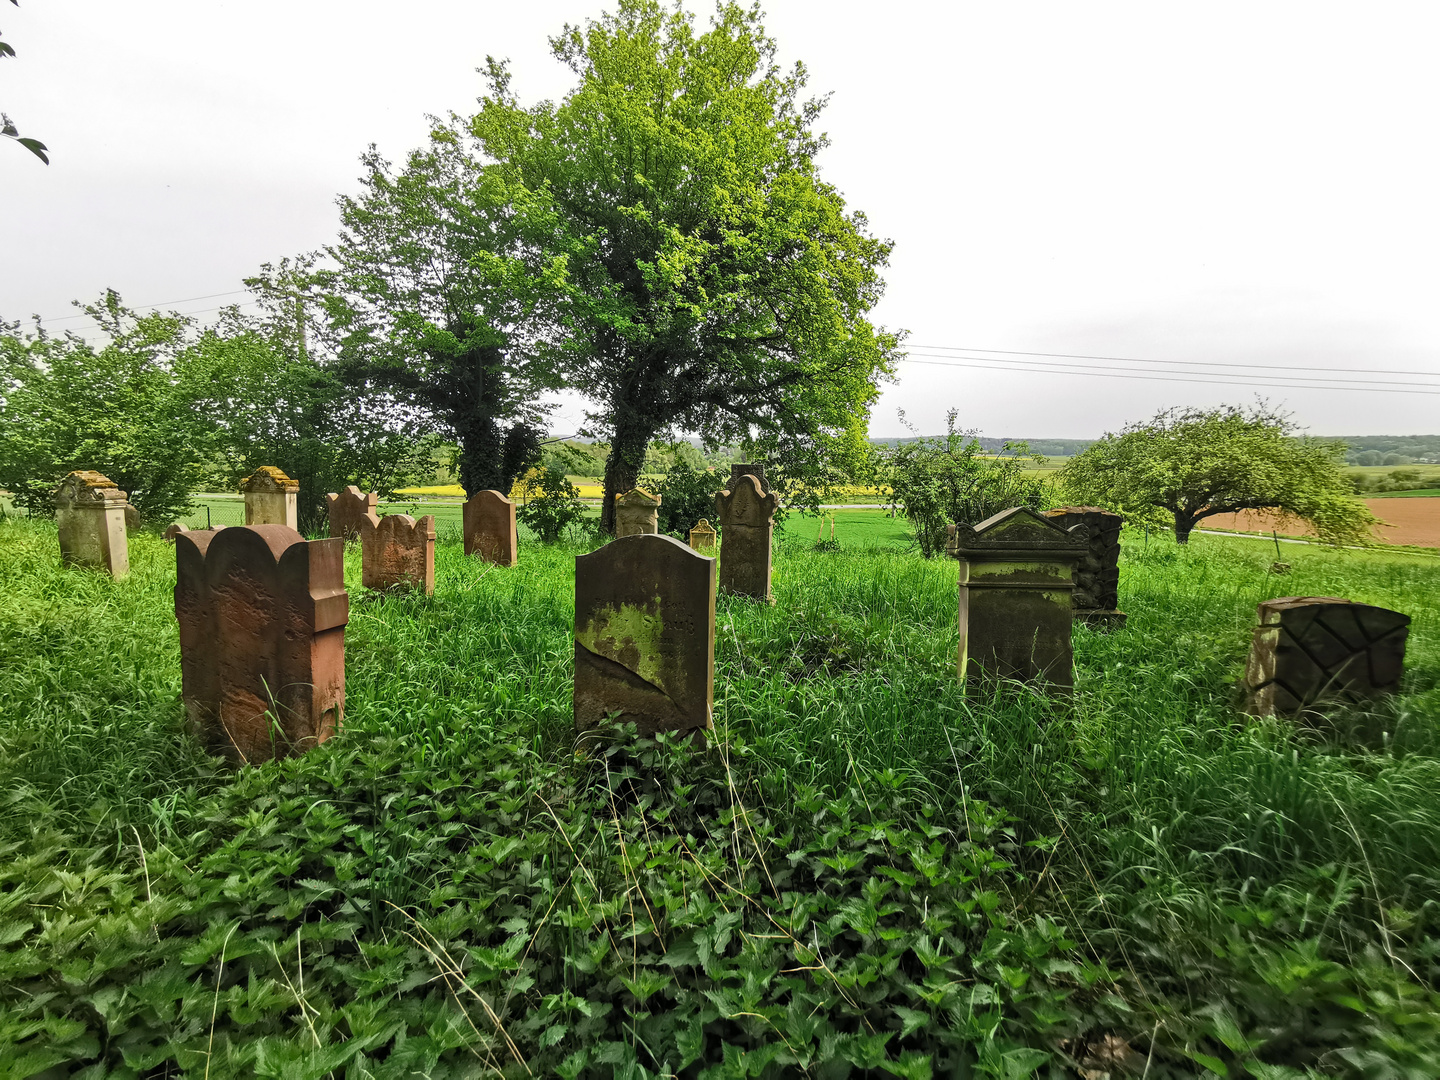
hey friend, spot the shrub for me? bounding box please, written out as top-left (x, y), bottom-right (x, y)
top-left (516, 465), bottom-right (587, 542)
top-left (656, 459), bottom-right (726, 538)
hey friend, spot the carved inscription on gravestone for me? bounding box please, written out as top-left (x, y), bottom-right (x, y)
top-left (360, 512), bottom-right (436, 594)
top-left (326, 485), bottom-right (378, 541)
top-left (1043, 506), bottom-right (1125, 628)
top-left (463, 489), bottom-right (518, 566)
top-left (1242, 596), bottom-right (1410, 717)
top-left (54, 470), bottom-right (130, 579)
top-left (614, 488), bottom-right (661, 538)
top-left (242, 466), bottom-right (299, 529)
top-left (175, 525), bottom-right (348, 764)
top-left (715, 473), bottom-right (780, 600)
top-left (947, 507), bottom-right (1088, 691)
top-left (689, 518), bottom-right (717, 552)
top-left (574, 534), bottom-right (715, 737)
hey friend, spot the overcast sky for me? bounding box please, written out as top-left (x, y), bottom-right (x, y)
top-left (5, 0), bottom-right (1440, 439)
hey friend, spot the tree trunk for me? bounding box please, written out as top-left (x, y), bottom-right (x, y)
top-left (599, 421), bottom-right (652, 535)
top-left (1174, 510), bottom-right (1198, 545)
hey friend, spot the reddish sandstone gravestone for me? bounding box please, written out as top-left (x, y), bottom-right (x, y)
top-left (574, 533), bottom-right (716, 738)
top-left (614, 488), bottom-right (661, 538)
top-left (54, 470), bottom-right (130, 578)
top-left (689, 518), bottom-right (717, 552)
top-left (1242, 596), bottom-right (1410, 718)
top-left (463, 489), bottom-right (518, 566)
top-left (360, 512), bottom-right (435, 594)
top-left (175, 525), bottom-right (348, 764)
top-left (715, 473), bottom-right (780, 600)
top-left (326, 485), bottom-right (378, 541)
top-left (1044, 506), bottom-right (1126, 628)
top-left (242, 466), bottom-right (299, 529)
top-left (947, 507), bottom-right (1088, 692)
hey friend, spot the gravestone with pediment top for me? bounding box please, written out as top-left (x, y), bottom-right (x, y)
top-left (463, 489), bottom-right (518, 565)
top-left (360, 512), bottom-right (436, 594)
top-left (574, 534), bottom-right (715, 738)
top-left (947, 507), bottom-right (1088, 691)
top-left (1242, 596), bottom-right (1409, 718)
top-left (614, 488), bottom-right (661, 538)
top-left (1044, 506), bottom-right (1125, 628)
top-left (242, 466), bottom-right (299, 529)
top-left (715, 473), bottom-right (780, 600)
top-left (174, 524), bottom-right (348, 764)
top-left (54, 470), bottom-right (130, 578)
top-left (326, 485), bottom-right (378, 541)
top-left (689, 518), bottom-right (717, 552)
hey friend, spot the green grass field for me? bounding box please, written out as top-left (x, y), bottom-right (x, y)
top-left (2, 518), bottom-right (1438, 1075)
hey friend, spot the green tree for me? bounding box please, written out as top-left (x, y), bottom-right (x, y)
top-left (655, 457), bottom-right (725, 538)
top-left (1060, 403), bottom-right (1377, 545)
top-left (467, 0), bottom-right (900, 532)
top-left (515, 465), bottom-right (587, 543)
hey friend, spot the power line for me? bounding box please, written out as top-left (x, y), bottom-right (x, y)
top-left (36, 289), bottom-right (252, 323)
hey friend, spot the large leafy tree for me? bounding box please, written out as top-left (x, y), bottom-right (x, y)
top-left (468, 0), bottom-right (900, 531)
top-left (321, 136), bottom-right (567, 497)
top-left (1060, 403), bottom-right (1376, 545)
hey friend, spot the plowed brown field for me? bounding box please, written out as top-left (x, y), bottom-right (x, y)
top-left (1203, 497), bottom-right (1440, 548)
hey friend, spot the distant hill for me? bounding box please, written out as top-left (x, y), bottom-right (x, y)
top-left (870, 434), bottom-right (1440, 465)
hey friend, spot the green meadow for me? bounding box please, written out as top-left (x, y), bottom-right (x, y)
top-left (1, 517), bottom-right (1437, 1076)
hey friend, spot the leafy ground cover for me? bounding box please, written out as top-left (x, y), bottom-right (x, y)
top-left (1, 520), bottom-right (1437, 1077)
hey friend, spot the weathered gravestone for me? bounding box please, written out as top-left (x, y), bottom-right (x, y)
top-left (360, 512), bottom-right (436, 594)
top-left (175, 524), bottom-right (347, 764)
top-left (947, 507), bottom-right (1088, 692)
top-left (1044, 506), bottom-right (1125, 628)
top-left (574, 534), bottom-right (716, 738)
top-left (54, 470), bottom-right (130, 579)
top-left (242, 466), bottom-right (299, 529)
top-left (730, 462), bottom-right (769, 493)
top-left (463, 489), bottom-right (518, 566)
top-left (689, 518), bottom-right (717, 552)
top-left (326, 485), bottom-right (378, 541)
top-left (164, 522), bottom-right (189, 542)
top-left (1242, 596), bottom-right (1410, 717)
top-left (614, 488), bottom-right (661, 538)
top-left (715, 473), bottom-right (780, 600)
top-left (124, 503), bottom-right (142, 534)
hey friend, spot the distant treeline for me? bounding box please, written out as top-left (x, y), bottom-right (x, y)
top-left (869, 434), bottom-right (1440, 465)
top-left (869, 436), bottom-right (1093, 457)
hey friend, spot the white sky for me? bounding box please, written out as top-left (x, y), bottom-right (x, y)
top-left (4, 0), bottom-right (1439, 440)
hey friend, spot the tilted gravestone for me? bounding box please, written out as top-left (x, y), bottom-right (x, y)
top-left (715, 473), bottom-right (780, 600)
top-left (326, 485), bottom-right (378, 541)
top-left (1044, 506), bottom-right (1125, 628)
top-left (947, 507), bottom-right (1088, 691)
top-left (463, 489), bottom-right (518, 566)
top-left (689, 518), bottom-right (717, 552)
top-left (360, 512), bottom-right (436, 594)
top-left (54, 470), bottom-right (130, 579)
top-left (574, 534), bottom-right (716, 738)
top-left (1242, 596), bottom-right (1410, 717)
top-left (175, 524), bottom-right (347, 764)
top-left (614, 488), bottom-right (661, 538)
top-left (242, 466), bottom-right (299, 529)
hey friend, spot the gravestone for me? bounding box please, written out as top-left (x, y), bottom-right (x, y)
top-left (124, 503), bottom-right (142, 534)
top-left (614, 488), bottom-right (661, 538)
top-left (463, 489), bottom-right (518, 566)
top-left (730, 463), bottom-right (769, 493)
top-left (689, 518), bottom-right (717, 552)
top-left (947, 507), bottom-right (1088, 691)
top-left (174, 524), bottom-right (347, 764)
top-left (360, 512), bottom-right (436, 594)
top-left (1242, 596), bottom-right (1410, 717)
top-left (715, 473), bottom-right (779, 600)
top-left (326, 485), bottom-right (378, 541)
top-left (242, 466), bottom-right (299, 529)
top-left (53, 470), bottom-right (130, 578)
top-left (1044, 506), bottom-right (1125, 628)
top-left (574, 534), bottom-right (715, 738)
top-left (164, 522), bottom-right (189, 542)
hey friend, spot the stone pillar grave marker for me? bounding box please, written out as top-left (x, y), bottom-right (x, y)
top-left (360, 512), bottom-right (436, 594)
top-left (463, 489), bottom-right (518, 565)
top-left (1044, 506), bottom-right (1125, 628)
top-left (242, 466), bottom-right (299, 529)
top-left (326, 485), bottom-right (378, 541)
top-left (689, 518), bottom-right (717, 552)
top-left (1242, 596), bottom-right (1409, 717)
top-left (614, 488), bottom-right (661, 538)
top-left (175, 524), bottom-right (347, 764)
top-left (947, 507), bottom-right (1088, 692)
top-left (53, 470), bottom-right (130, 578)
top-left (574, 533), bottom-right (715, 738)
top-left (715, 472), bottom-right (779, 600)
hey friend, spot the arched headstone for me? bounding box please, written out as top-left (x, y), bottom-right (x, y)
top-left (360, 512), bottom-right (436, 594)
top-left (463, 489), bottom-right (518, 565)
top-left (326, 485), bottom-right (378, 541)
top-left (715, 473), bottom-right (779, 600)
top-left (241, 466), bottom-right (299, 529)
top-left (53, 471), bottom-right (129, 578)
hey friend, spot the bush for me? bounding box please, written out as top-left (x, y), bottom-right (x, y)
top-left (516, 466), bottom-right (587, 542)
top-left (656, 459), bottom-right (726, 538)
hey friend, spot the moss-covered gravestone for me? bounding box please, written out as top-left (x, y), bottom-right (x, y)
top-left (1242, 596), bottom-right (1409, 717)
top-left (175, 525), bottom-right (348, 764)
top-left (574, 533), bottom-right (715, 738)
top-left (242, 466), bottom-right (299, 529)
top-left (326, 485), bottom-right (378, 541)
top-left (715, 473), bottom-right (780, 600)
top-left (947, 507), bottom-right (1088, 692)
top-left (463, 489), bottom-right (518, 566)
top-left (360, 512), bottom-right (435, 594)
top-left (614, 488), bottom-right (661, 538)
top-left (53, 470), bottom-right (130, 579)
top-left (1043, 506), bottom-right (1125, 628)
